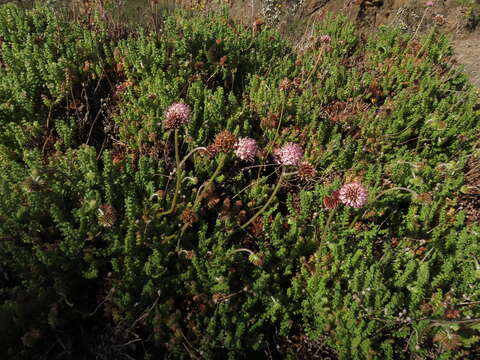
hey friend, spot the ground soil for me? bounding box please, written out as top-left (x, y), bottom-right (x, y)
top-left (224, 0), bottom-right (480, 88)
top-left (453, 33), bottom-right (480, 87)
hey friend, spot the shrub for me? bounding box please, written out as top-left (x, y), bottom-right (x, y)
top-left (1, 4), bottom-right (480, 359)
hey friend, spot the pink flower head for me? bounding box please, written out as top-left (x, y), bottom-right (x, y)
top-left (164, 102), bottom-right (191, 129)
top-left (235, 137), bottom-right (257, 161)
top-left (426, 1), bottom-right (434, 7)
top-left (274, 143), bottom-right (304, 166)
top-left (339, 182), bottom-right (368, 208)
top-left (319, 35), bottom-right (331, 44)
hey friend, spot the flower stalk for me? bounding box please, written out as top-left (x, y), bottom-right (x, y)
top-left (321, 207), bottom-right (337, 243)
top-left (157, 129), bottom-right (182, 218)
top-left (349, 186), bottom-right (417, 228)
top-left (176, 154), bottom-right (227, 250)
top-left (239, 168), bottom-right (286, 231)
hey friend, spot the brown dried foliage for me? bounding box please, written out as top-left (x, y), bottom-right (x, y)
top-left (323, 100), bottom-right (369, 125)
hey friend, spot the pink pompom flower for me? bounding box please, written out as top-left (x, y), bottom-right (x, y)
top-left (339, 182), bottom-right (368, 208)
top-left (235, 137), bottom-right (258, 161)
top-left (163, 102), bottom-right (191, 129)
top-left (273, 143), bottom-right (304, 166)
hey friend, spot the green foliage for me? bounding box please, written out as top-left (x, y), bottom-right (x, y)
top-left (1, 3), bottom-right (480, 359)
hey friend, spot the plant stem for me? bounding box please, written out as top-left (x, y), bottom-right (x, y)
top-left (412, 7), bottom-right (429, 41)
top-left (305, 47), bottom-right (324, 84)
top-left (273, 95), bottom-right (286, 145)
top-left (172, 146), bottom-right (207, 175)
top-left (372, 187), bottom-right (417, 203)
top-left (230, 248), bottom-right (255, 256)
top-left (321, 207), bottom-right (337, 243)
top-left (193, 154), bottom-right (227, 208)
top-left (176, 154), bottom-right (227, 251)
top-left (349, 186), bottom-right (417, 228)
top-left (413, 25), bottom-right (436, 61)
top-left (239, 168), bottom-right (285, 231)
top-left (157, 129), bottom-right (181, 218)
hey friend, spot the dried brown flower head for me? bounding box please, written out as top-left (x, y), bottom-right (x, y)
top-left (445, 308), bottom-right (460, 319)
top-left (248, 252), bottom-right (264, 267)
top-left (199, 143), bottom-right (218, 158)
top-left (180, 208), bottom-right (198, 227)
top-left (260, 112), bottom-right (279, 129)
top-left (179, 249), bottom-right (195, 259)
top-left (292, 77), bottom-right (302, 89)
top-left (297, 162), bottom-right (317, 180)
top-left (219, 56), bottom-right (227, 65)
top-left (212, 293), bottom-right (226, 304)
top-left (323, 190), bottom-right (340, 210)
top-left (434, 14), bottom-right (446, 26)
top-left (237, 210), bottom-right (247, 223)
top-left (410, 39), bottom-right (422, 53)
top-left (207, 196), bottom-right (221, 209)
top-left (413, 192), bottom-right (433, 204)
top-left (433, 330), bottom-right (460, 351)
top-left (213, 130), bottom-right (237, 153)
top-left (194, 61), bottom-right (205, 70)
top-left (279, 78), bottom-right (293, 92)
top-left (249, 217), bottom-right (264, 237)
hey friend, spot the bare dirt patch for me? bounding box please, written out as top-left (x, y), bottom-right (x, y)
top-left (226, 0), bottom-right (480, 89)
top-left (453, 31), bottom-right (480, 88)
top-left (302, 0), bottom-right (480, 88)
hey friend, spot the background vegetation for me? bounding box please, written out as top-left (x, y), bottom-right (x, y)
top-left (1, 1), bottom-right (480, 359)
